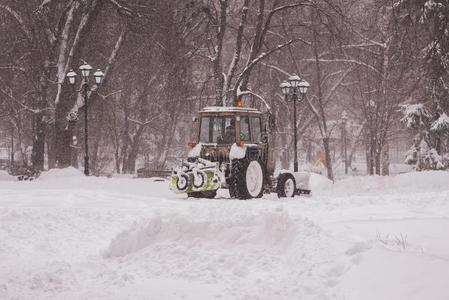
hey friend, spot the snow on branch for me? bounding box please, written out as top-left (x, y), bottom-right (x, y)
top-left (55, 1), bottom-right (78, 105)
top-left (106, 0), bottom-right (134, 17)
top-left (238, 39), bottom-right (295, 82)
top-left (36, 0), bottom-right (55, 12)
top-left (0, 65), bottom-right (26, 73)
top-left (431, 113), bottom-right (449, 132)
top-left (98, 90), bottom-right (123, 100)
top-left (127, 113), bottom-right (168, 127)
top-left (0, 86), bottom-right (53, 114)
top-left (224, 0), bottom-right (250, 96)
top-left (259, 62), bottom-right (290, 76)
top-left (400, 103), bottom-right (429, 128)
top-left (0, 4), bottom-right (32, 40)
top-left (300, 58), bottom-right (382, 75)
top-left (237, 89), bottom-right (271, 111)
top-left (324, 67), bottom-right (354, 102)
top-left (348, 27), bottom-right (387, 49)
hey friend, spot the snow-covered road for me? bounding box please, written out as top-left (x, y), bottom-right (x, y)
top-left (1, 168), bottom-right (449, 300)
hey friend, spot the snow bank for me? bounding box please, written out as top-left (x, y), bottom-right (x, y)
top-left (0, 170), bottom-right (16, 181)
top-left (103, 208), bottom-right (306, 258)
top-left (336, 245), bottom-right (449, 300)
top-left (309, 172), bottom-right (333, 191)
top-left (38, 167), bottom-right (84, 181)
top-left (393, 170), bottom-right (449, 190)
top-left (322, 170), bottom-right (449, 196)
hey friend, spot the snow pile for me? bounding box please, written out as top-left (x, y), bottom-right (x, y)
top-left (319, 170), bottom-right (449, 196)
top-left (104, 208), bottom-right (301, 258)
top-left (308, 172), bottom-right (333, 191)
top-left (38, 167), bottom-right (84, 181)
top-left (393, 170), bottom-right (449, 190)
top-left (0, 170), bottom-right (16, 181)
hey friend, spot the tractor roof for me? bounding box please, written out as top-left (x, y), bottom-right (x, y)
top-left (199, 106), bottom-right (262, 115)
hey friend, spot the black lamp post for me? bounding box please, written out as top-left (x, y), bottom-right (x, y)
top-left (280, 75), bottom-right (310, 172)
top-left (341, 110), bottom-right (348, 174)
top-left (66, 64), bottom-right (104, 176)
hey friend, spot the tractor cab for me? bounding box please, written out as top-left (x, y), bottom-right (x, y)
top-left (191, 106), bottom-right (267, 164)
top-left (198, 106), bottom-right (263, 145)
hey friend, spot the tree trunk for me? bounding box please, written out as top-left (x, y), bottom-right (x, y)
top-left (124, 150), bottom-right (138, 174)
top-left (47, 128), bottom-right (56, 169)
top-left (31, 111), bottom-right (46, 171)
top-left (55, 87), bottom-right (74, 168)
top-left (123, 126), bottom-right (144, 174)
top-left (375, 145), bottom-right (381, 175)
top-left (381, 141), bottom-right (389, 175)
top-left (366, 133), bottom-right (374, 175)
top-left (322, 137), bottom-right (334, 181)
top-left (31, 65), bottom-right (50, 171)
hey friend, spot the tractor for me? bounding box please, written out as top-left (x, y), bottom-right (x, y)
top-left (170, 103), bottom-right (311, 199)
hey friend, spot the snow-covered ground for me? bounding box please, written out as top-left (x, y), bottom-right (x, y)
top-left (1, 168), bottom-right (449, 300)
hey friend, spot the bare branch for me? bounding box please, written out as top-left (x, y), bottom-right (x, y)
top-left (235, 39), bottom-right (296, 89)
top-left (224, 0), bottom-right (250, 102)
top-left (127, 113), bottom-right (166, 127)
top-left (54, 1), bottom-right (79, 105)
top-left (238, 89), bottom-right (271, 111)
top-left (0, 4), bottom-right (32, 40)
top-left (300, 58), bottom-right (382, 75)
top-left (105, 0), bottom-right (134, 17)
top-left (259, 62), bottom-right (291, 76)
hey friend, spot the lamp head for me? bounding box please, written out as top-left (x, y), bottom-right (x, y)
top-left (93, 69), bottom-right (104, 84)
top-left (298, 80), bottom-right (310, 94)
top-left (280, 81), bottom-right (292, 95)
top-left (66, 69), bottom-right (77, 85)
top-left (288, 74), bottom-right (301, 88)
top-left (79, 63), bottom-right (92, 77)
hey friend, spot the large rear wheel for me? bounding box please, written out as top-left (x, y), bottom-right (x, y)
top-left (230, 158), bottom-right (265, 200)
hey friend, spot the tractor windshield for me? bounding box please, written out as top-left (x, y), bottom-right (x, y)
top-left (200, 116), bottom-right (235, 144)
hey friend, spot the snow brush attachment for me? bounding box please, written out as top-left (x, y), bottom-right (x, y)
top-left (170, 158), bottom-right (221, 194)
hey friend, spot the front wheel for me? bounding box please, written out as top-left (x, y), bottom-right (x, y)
top-left (276, 173), bottom-right (296, 198)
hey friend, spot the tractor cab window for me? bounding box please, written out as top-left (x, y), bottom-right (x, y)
top-left (240, 116), bottom-right (250, 142)
top-left (250, 117), bottom-right (262, 143)
top-left (200, 116), bottom-right (235, 144)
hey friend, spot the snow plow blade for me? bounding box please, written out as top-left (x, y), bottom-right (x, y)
top-left (294, 171), bottom-right (312, 194)
top-left (276, 170), bottom-right (312, 197)
top-left (170, 158), bottom-right (221, 194)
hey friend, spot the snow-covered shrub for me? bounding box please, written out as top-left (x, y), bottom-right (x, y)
top-left (404, 140), bottom-right (449, 170)
top-left (400, 104), bottom-right (429, 129)
top-left (422, 148), bottom-right (446, 170)
top-left (404, 145), bottom-right (418, 166)
top-left (430, 113), bottom-right (449, 132)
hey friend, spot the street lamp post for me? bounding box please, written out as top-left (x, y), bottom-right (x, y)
top-left (341, 110), bottom-right (348, 174)
top-left (10, 121), bottom-right (14, 168)
top-left (66, 64), bottom-right (104, 176)
top-left (280, 75), bottom-right (310, 172)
